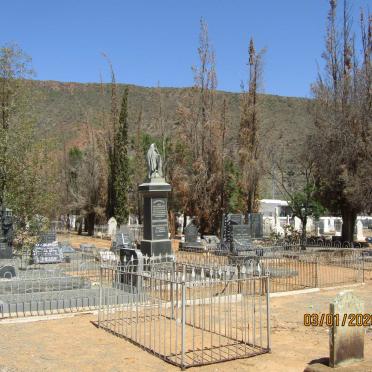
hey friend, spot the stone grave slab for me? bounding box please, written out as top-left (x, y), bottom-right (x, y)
top-left (247, 213), bottom-right (263, 238)
top-left (33, 242), bottom-right (64, 264)
top-left (180, 221), bottom-right (203, 251)
top-left (330, 291), bottom-right (364, 367)
top-left (221, 213), bottom-right (244, 250)
top-left (107, 217), bottom-right (117, 238)
top-left (231, 224), bottom-right (253, 254)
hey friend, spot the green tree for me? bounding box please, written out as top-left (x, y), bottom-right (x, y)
top-left (0, 43), bottom-right (33, 205)
top-left (0, 44), bottom-right (57, 232)
top-left (114, 87), bottom-right (130, 225)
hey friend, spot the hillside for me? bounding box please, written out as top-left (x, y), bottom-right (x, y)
top-left (29, 80), bottom-right (313, 197)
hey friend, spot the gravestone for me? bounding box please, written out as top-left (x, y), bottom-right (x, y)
top-left (112, 231), bottom-right (133, 253)
top-left (99, 250), bottom-right (117, 262)
top-left (0, 206), bottom-right (16, 278)
top-left (294, 216), bottom-right (302, 231)
top-left (33, 242), bottom-right (64, 264)
top-left (0, 206), bottom-right (13, 259)
top-left (184, 221), bottom-right (199, 243)
top-left (318, 219), bottom-right (325, 235)
top-left (119, 246), bottom-right (144, 290)
top-left (330, 291), bottom-right (364, 367)
top-left (335, 219), bottom-right (342, 237)
top-left (356, 220), bottom-right (364, 241)
top-left (107, 217), bottom-right (117, 238)
top-left (139, 144), bottom-right (172, 256)
top-left (221, 213), bottom-right (244, 249)
top-left (324, 218), bottom-right (330, 233)
top-left (180, 220), bottom-right (203, 251)
top-left (38, 231), bottom-right (57, 244)
top-left (247, 213), bottom-right (263, 238)
top-left (231, 224), bottom-right (253, 254)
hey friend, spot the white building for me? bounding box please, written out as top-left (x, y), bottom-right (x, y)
top-left (259, 199), bottom-right (290, 217)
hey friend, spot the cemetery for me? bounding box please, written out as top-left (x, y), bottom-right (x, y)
top-left (1, 1), bottom-right (371, 370)
top-left (0, 143), bottom-right (370, 371)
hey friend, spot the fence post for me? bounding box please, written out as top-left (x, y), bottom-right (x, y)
top-left (181, 281), bottom-right (186, 370)
top-left (98, 265), bottom-right (103, 327)
top-left (170, 281), bottom-right (174, 320)
top-left (315, 256), bottom-right (319, 288)
top-left (266, 276), bottom-right (271, 351)
top-left (362, 252), bottom-right (365, 283)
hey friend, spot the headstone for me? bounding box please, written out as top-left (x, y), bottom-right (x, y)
top-left (274, 207), bottom-right (280, 229)
top-left (179, 220), bottom-right (203, 251)
top-left (221, 213), bottom-right (244, 248)
top-left (139, 144), bottom-right (172, 257)
top-left (335, 219), bottom-right (342, 237)
top-left (247, 213), bottom-right (263, 238)
top-left (231, 224), bottom-right (252, 254)
top-left (356, 220), bottom-right (364, 241)
top-left (318, 219), bottom-right (325, 235)
top-left (329, 218), bottom-right (335, 231)
top-left (323, 218), bottom-right (329, 233)
top-left (80, 243), bottom-right (96, 254)
top-left (119, 247), bottom-right (144, 290)
top-left (107, 217), bottom-right (117, 238)
top-left (294, 216), bottom-right (302, 231)
top-left (99, 250), bottom-right (117, 262)
top-left (38, 231), bottom-right (57, 244)
top-left (306, 217), bottom-right (314, 233)
top-left (202, 235), bottom-right (220, 250)
top-left (33, 242), bottom-right (64, 264)
top-left (112, 232), bottom-right (132, 252)
top-left (184, 221), bottom-right (199, 243)
top-left (0, 206), bottom-right (13, 259)
top-left (0, 206), bottom-right (15, 278)
top-left (330, 291), bottom-right (364, 367)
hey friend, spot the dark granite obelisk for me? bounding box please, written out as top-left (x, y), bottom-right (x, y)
top-left (139, 144), bottom-right (173, 257)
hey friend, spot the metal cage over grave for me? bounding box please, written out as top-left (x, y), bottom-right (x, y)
top-left (0, 252), bottom-right (101, 318)
top-left (97, 261), bottom-right (270, 369)
top-left (175, 248), bottom-right (364, 293)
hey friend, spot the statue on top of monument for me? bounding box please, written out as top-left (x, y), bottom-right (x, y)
top-left (146, 143), bottom-right (163, 179)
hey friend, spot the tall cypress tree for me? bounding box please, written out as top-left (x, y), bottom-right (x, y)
top-left (114, 87), bottom-right (130, 225)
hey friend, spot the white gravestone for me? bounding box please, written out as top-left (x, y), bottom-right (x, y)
top-left (294, 216), bottom-right (302, 231)
top-left (330, 291), bottom-right (364, 367)
top-left (107, 217), bottom-right (117, 238)
top-left (306, 217), bottom-right (314, 233)
top-left (356, 220), bottom-right (364, 241)
top-left (274, 208), bottom-right (284, 236)
top-left (324, 218), bottom-right (330, 233)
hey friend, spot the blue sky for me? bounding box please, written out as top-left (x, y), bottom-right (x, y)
top-left (1, 0), bottom-right (369, 97)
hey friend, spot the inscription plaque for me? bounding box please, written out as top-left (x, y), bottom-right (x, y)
top-left (33, 243), bottom-right (64, 264)
top-left (151, 198), bottom-right (168, 240)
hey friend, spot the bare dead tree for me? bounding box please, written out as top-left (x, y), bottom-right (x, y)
top-left (309, 0), bottom-right (372, 241)
top-left (238, 37), bottom-right (265, 215)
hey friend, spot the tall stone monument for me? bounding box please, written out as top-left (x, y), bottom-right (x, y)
top-left (139, 144), bottom-right (172, 256)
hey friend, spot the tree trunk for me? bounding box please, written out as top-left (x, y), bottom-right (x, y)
top-left (137, 195), bottom-right (142, 225)
top-left (183, 212), bottom-right (187, 233)
top-left (341, 208), bottom-right (357, 243)
top-left (86, 212), bottom-right (95, 236)
top-left (77, 221), bottom-right (82, 235)
top-left (168, 210), bottom-right (176, 238)
top-left (301, 217), bottom-right (307, 250)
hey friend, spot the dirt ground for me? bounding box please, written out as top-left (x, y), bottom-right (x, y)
top-left (0, 282), bottom-right (372, 372)
top-left (58, 233), bottom-right (112, 250)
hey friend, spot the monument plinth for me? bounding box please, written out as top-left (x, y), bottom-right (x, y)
top-left (139, 144), bottom-right (173, 257)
